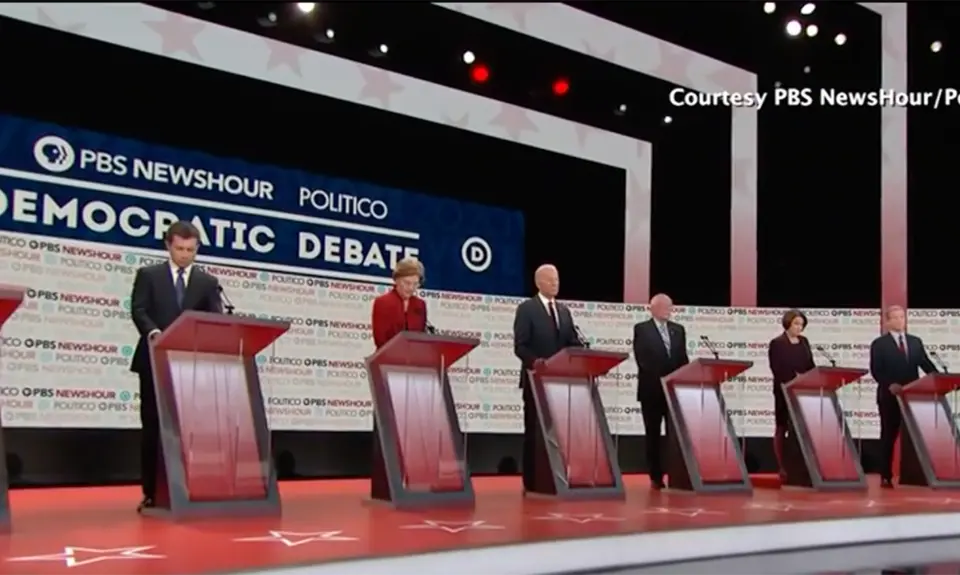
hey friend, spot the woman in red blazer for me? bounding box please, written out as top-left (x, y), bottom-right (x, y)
top-left (371, 257), bottom-right (427, 349)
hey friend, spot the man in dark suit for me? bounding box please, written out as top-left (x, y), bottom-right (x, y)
top-left (512, 264), bottom-right (582, 492)
top-left (130, 220), bottom-right (222, 511)
top-left (632, 293), bottom-right (689, 489)
top-left (869, 304), bottom-right (937, 488)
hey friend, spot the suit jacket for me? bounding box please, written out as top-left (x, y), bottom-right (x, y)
top-left (767, 333), bottom-right (816, 386)
top-left (512, 297), bottom-right (581, 388)
top-left (129, 262), bottom-right (222, 374)
top-left (632, 319), bottom-right (689, 401)
top-left (371, 289), bottom-right (427, 349)
top-left (869, 332), bottom-right (937, 403)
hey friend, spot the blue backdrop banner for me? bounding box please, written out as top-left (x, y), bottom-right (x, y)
top-left (0, 114), bottom-right (525, 294)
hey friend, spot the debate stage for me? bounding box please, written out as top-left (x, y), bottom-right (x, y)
top-left (3, 475), bottom-right (960, 574)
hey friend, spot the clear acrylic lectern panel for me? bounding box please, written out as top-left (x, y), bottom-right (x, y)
top-left (529, 347), bottom-right (628, 500)
top-left (662, 358), bottom-right (753, 494)
top-left (783, 366), bottom-right (867, 489)
top-left (149, 311), bottom-right (289, 519)
top-left (899, 373), bottom-right (960, 488)
top-left (0, 284), bottom-right (25, 532)
top-left (366, 331), bottom-right (479, 508)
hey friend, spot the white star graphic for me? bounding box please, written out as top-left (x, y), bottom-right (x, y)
top-left (643, 507), bottom-right (724, 518)
top-left (233, 530), bottom-right (357, 547)
top-left (7, 546), bottom-right (164, 568)
top-left (400, 520), bottom-right (504, 533)
top-left (533, 512), bottom-right (625, 524)
top-left (743, 501), bottom-right (823, 512)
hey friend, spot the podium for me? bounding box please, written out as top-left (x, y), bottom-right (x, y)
top-left (528, 347), bottom-right (629, 499)
top-left (147, 311), bottom-right (289, 519)
top-left (662, 358), bottom-right (754, 493)
top-left (783, 367), bottom-right (868, 490)
top-left (897, 373), bottom-right (960, 489)
top-left (366, 331), bottom-right (480, 508)
top-left (0, 285), bottom-right (25, 531)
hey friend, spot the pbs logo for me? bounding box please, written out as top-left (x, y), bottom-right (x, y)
top-left (33, 135), bottom-right (76, 173)
top-left (461, 236), bottom-right (492, 273)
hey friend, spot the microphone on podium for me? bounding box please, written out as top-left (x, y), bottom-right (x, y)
top-left (573, 324), bottom-right (590, 348)
top-left (929, 348), bottom-right (949, 373)
top-left (425, 320), bottom-right (437, 335)
top-left (217, 285), bottom-right (236, 315)
top-left (815, 345), bottom-right (837, 367)
top-left (699, 335), bottom-right (720, 359)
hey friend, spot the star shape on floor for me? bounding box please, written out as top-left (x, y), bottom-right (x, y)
top-left (642, 507), bottom-right (724, 518)
top-left (743, 501), bottom-right (823, 512)
top-left (233, 530), bottom-right (358, 547)
top-left (400, 520), bottom-right (504, 533)
top-left (6, 546), bottom-right (165, 568)
top-left (532, 512), bottom-right (625, 524)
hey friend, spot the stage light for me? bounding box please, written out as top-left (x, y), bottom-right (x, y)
top-left (379, 44), bottom-right (389, 55)
top-left (552, 78), bottom-right (570, 96)
top-left (931, 41), bottom-right (943, 53)
top-left (618, 104), bottom-right (627, 114)
top-left (296, 2), bottom-right (316, 14)
top-left (257, 12), bottom-right (278, 28)
top-left (785, 20), bottom-right (802, 37)
top-left (803, 65), bottom-right (811, 74)
top-left (800, 3), bottom-right (816, 15)
top-left (834, 33), bottom-right (847, 46)
top-left (325, 28), bottom-right (335, 40)
top-left (470, 64), bottom-right (489, 84)
top-left (805, 24), bottom-right (819, 37)
top-left (197, 2), bottom-right (215, 9)
top-left (763, 2), bottom-right (776, 14)
top-left (663, 116), bottom-right (673, 125)
top-left (463, 51), bottom-right (476, 64)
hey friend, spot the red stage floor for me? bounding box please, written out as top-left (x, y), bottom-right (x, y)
top-left (2, 475), bottom-right (960, 574)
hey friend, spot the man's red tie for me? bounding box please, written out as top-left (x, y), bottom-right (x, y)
top-left (898, 335), bottom-right (906, 355)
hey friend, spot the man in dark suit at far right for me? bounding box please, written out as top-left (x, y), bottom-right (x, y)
top-left (869, 304), bottom-right (937, 489)
top-left (130, 220), bottom-right (223, 512)
top-left (632, 293), bottom-right (689, 490)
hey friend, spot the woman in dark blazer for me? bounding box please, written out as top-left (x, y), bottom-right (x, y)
top-left (767, 308), bottom-right (816, 480)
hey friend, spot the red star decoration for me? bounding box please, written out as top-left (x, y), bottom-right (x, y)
top-left (582, 40), bottom-right (617, 63)
top-left (264, 39), bottom-right (303, 76)
top-left (487, 3), bottom-right (543, 31)
top-left (144, 12), bottom-right (205, 61)
top-left (574, 123), bottom-right (599, 149)
top-left (357, 66), bottom-right (405, 109)
top-left (707, 65), bottom-right (751, 94)
top-left (489, 103), bottom-right (538, 141)
top-left (656, 45), bottom-right (695, 86)
top-left (443, 113), bottom-right (471, 129)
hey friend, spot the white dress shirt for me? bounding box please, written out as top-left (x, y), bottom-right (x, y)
top-left (148, 262), bottom-right (194, 339)
top-left (537, 292), bottom-right (559, 327)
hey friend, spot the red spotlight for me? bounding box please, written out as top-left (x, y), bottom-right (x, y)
top-left (470, 64), bottom-right (490, 84)
top-left (552, 77), bottom-right (570, 96)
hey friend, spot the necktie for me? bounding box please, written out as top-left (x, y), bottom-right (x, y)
top-left (658, 322), bottom-right (671, 356)
top-left (898, 334), bottom-right (906, 355)
top-left (175, 267), bottom-right (186, 308)
top-left (548, 301), bottom-right (559, 331)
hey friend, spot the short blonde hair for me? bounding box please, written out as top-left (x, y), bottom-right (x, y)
top-left (393, 257), bottom-right (423, 281)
